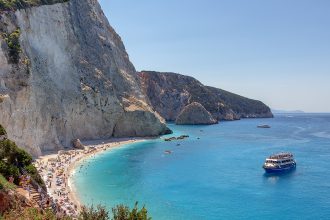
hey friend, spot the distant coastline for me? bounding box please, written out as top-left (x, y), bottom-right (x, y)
top-left (272, 109), bottom-right (305, 114)
top-left (273, 111), bottom-right (330, 114)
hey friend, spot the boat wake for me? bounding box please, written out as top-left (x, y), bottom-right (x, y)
top-left (311, 132), bottom-right (330, 139)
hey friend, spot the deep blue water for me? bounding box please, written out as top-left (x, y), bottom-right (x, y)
top-left (72, 114), bottom-right (330, 219)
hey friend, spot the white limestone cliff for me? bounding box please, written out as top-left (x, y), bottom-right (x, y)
top-left (0, 0), bottom-right (168, 156)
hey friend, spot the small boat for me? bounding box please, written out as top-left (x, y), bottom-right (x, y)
top-left (257, 125), bottom-right (271, 128)
top-left (263, 152), bottom-right (296, 173)
top-left (164, 150), bottom-right (172, 154)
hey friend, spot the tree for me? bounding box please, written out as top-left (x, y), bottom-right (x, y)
top-left (112, 202), bottom-right (151, 220)
top-left (79, 205), bottom-right (109, 220)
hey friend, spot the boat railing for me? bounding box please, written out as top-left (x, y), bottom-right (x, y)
top-left (269, 152), bottom-right (293, 159)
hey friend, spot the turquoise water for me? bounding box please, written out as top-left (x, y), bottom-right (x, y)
top-left (72, 114), bottom-right (330, 219)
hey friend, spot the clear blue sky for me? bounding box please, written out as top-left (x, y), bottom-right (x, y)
top-left (99, 0), bottom-right (330, 112)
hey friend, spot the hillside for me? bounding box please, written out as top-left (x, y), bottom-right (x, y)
top-left (206, 86), bottom-right (274, 118)
top-left (138, 71), bottom-right (273, 121)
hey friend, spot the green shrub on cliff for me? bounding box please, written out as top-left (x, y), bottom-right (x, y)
top-left (25, 164), bottom-right (45, 189)
top-left (2, 29), bottom-right (21, 64)
top-left (0, 125), bottom-right (44, 187)
top-left (0, 125), bottom-right (6, 136)
top-left (0, 139), bottom-right (32, 166)
top-left (0, 161), bottom-right (20, 184)
top-left (0, 174), bottom-right (16, 190)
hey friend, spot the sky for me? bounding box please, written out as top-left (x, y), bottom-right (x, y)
top-left (99, 0), bottom-right (330, 112)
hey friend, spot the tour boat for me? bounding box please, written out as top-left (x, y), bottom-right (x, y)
top-left (263, 152), bottom-right (296, 173)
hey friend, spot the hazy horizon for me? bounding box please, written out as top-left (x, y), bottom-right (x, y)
top-left (99, 0), bottom-right (330, 113)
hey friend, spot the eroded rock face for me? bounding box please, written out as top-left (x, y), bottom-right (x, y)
top-left (175, 102), bottom-right (217, 125)
top-left (0, 0), bottom-right (168, 156)
top-left (138, 71), bottom-right (273, 122)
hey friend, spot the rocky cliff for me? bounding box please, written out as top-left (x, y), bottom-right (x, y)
top-left (138, 71), bottom-right (273, 121)
top-left (0, 0), bottom-right (168, 156)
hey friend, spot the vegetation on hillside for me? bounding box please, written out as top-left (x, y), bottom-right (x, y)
top-left (0, 125), bottom-right (6, 136)
top-left (0, 125), bottom-right (44, 187)
top-left (2, 29), bottom-right (21, 64)
top-left (2, 207), bottom-right (71, 220)
top-left (0, 0), bottom-right (69, 11)
top-left (0, 174), bottom-right (16, 190)
top-left (2, 203), bottom-right (152, 220)
top-left (112, 202), bottom-right (151, 220)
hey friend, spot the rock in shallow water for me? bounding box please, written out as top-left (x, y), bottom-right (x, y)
top-left (175, 102), bottom-right (218, 125)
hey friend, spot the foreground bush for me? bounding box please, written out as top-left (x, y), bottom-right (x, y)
top-left (79, 202), bottom-right (151, 220)
top-left (112, 202), bottom-right (151, 220)
top-left (3, 207), bottom-right (72, 220)
top-left (79, 205), bottom-right (109, 220)
top-left (2, 203), bottom-right (152, 220)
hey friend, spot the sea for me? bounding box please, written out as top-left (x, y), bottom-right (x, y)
top-left (71, 113), bottom-right (330, 220)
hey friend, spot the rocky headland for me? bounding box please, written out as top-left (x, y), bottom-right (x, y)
top-left (138, 71), bottom-right (273, 123)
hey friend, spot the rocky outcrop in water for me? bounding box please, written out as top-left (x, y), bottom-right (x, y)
top-left (0, 0), bottom-right (168, 156)
top-left (175, 102), bottom-right (217, 125)
top-left (138, 71), bottom-right (273, 122)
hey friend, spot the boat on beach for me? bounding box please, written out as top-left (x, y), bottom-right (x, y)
top-left (263, 152), bottom-right (296, 173)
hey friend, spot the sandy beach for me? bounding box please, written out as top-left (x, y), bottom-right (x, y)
top-left (35, 137), bottom-right (148, 216)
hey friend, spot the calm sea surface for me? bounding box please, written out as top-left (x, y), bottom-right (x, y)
top-left (72, 114), bottom-right (330, 219)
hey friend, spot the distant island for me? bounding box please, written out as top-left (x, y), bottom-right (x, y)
top-left (272, 109), bottom-right (305, 114)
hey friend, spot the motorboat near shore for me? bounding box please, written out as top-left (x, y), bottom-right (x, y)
top-left (263, 152), bottom-right (296, 173)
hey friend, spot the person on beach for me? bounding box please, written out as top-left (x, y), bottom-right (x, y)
top-left (27, 186), bottom-right (30, 198)
top-left (46, 198), bottom-right (50, 207)
top-left (8, 176), bottom-right (14, 184)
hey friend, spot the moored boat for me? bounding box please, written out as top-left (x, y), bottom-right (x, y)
top-left (257, 124), bottom-right (271, 128)
top-left (263, 152), bottom-right (296, 173)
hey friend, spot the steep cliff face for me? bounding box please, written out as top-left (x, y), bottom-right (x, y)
top-left (138, 71), bottom-right (273, 122)
top-left (0, 0), bottom-right (168, 156)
